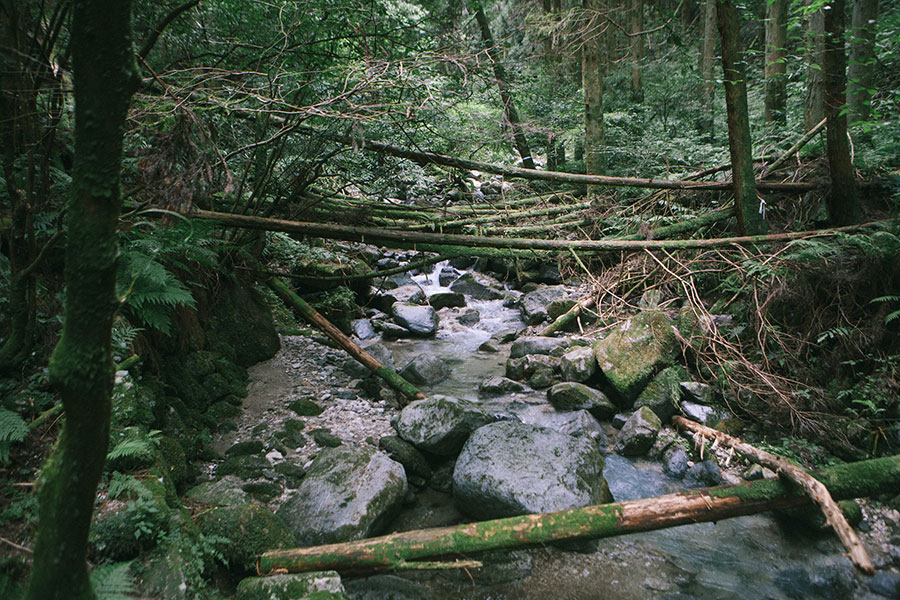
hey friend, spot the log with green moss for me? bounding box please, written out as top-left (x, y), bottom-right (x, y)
top-left (268, 278), bottom-right (425, 404)
top-left (257, 454), bottom-right (900, 575)
top-left (408, 200), bottom-right (594, 231)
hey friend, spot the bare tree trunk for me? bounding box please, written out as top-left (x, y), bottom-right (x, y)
top-left (474, 3), bottom-right (535, 169)
top-left (699, 0), bottom-right (717, 137)
top-left (847, 0), bottom-right (879, 122)
top-left (25, 1), bottom-right (139, 599)
top-left (764, 0), bottom-right (787, 126)
top-left (716, 0), bottom-right (766, 235)
top-left (804, 3), bottom-right (826, 131)
top-left (630, 0), bottom-right (644, 103)
top-left (583, 0), bottom-right (605, 193)
top-left (823, 0), bottom-right (859, 225)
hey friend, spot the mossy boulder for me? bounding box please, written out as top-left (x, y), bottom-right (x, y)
top-left (378, 435), bottom-right (433, 479)
top-left (614, 406), bottom-right (662, 456)
top-left (394, 395), bottom-right (493, 456)
top-left (90, 497), bottom-right (171, 561)
top-left (236, 572), bottom-right (347, 600)
top-left (519, 285), bottom-right (570, 325)
top-left (559, 345), bottom-right (597, 382)
top-left (207, 275), bottom-right (281, 368)
top-left (547, 382), bottom-right (617, 421)
top-left (185, 479), bottom-right (251, 506)
top-left (290, 397), bottom-right (325, 417)
top-left (217, 454), bottom-right (270, 479)
top-left (634, 366), bottom-right (688, 422)
top-left (276, 445), bottom-right (407, 546)
top-left (593, 310), bottom-right (679, 404)
top-left (195, 503), bottom-right (296, 573)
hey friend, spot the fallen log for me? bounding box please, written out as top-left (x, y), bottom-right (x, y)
top-left (538, 294), bottom-right (596, 336)
top-left (269, 278), bottom-right (425, 404)
top-left (191, 209), bottom-right (892, 255)
top-left (407, 200), bottom-right (594, 231)
top-left (256, 454), bottom-right (900, 575)
top-left (672, 415), bottom-right (875, 574)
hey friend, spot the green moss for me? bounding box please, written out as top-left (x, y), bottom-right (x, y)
top-left (194, 504), bottom-right (296, 574)
top-left (290, 397), bottom-right (324, 417)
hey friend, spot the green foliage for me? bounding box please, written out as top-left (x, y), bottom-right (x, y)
top-left (106, 428), bottom-right (161, 471)
top-left (107, 472), bottom-right (153, 501)
top-left (117, 250), bottom-right (196, 335)
top-left (90, 561), bottom-right (137, 600)
top-left (870, 295), bottom-right (900, 325)
top-left (0, 408), bottom-right (28, 464)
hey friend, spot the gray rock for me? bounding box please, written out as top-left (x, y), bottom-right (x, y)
top-left (680, 400), bottom-right (719, 427)
top-left (560, 345), bottom-right (597, 382)
top-left (438, 267), bottom-right (460, 287)
top-left (378, 435), bottom-right (432, 479)
top-left (399, 354), bottom-right (450, 385)
top-left (663, 445), bottom-right (689, 478)
top-left (509, 335), bottom-right (569, 359)
top-left (362, 343), bottom-right (395, 370)
top-left (350, 318), bottom-right (377, 341)
top-left (547, 409), bottom-right (609, 445)
top-left (394, 395), bottom-right (493, 456)
top-left (528, 367), bottom-right (556, 389)
top-left (458, 309), bottom-right (480, 325)
top-left (680, 381), bottom-right (715, 404)
top-left (744, 464), bottom-right (776, 481)
top-left (505, 354), bottom-right (560, 381)
top-left (634, 366), bottom-right (687, 423)
top-left (519, 285), bottom-right (570, 325)
top-left (428, 291), bottom-right (466, 310)
top-left (236, 572), bottom-right (346, 600)
top-left (868, 571), bottom-right (900, 598)
top-left (478, 376), bottom-right (528, 397)
top-left (547, 382), bottom-right (617, 421)
top-left (614, 406), bottom-right (662, 456)
top-left (452, 421), bottom-right (612, 520)
top-left (684, 460), bottom-right (724, 487)
top-left (450, 273), bottom-right (504, 300)
top-left (276, 445), bottom-right (407, 546)
top-left (611, 413), bottom-right (629, 429)
top-left (374, 320), bottom-right (412, 339)
top-left (391, 303), bottom-right (438, 337)
top-left (491, 328), bottom-right (521, 344)
top-left (478, 340), bottom-right (500, 353)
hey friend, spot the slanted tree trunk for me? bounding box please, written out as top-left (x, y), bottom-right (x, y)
top-left (847, 0), bottom-right (879, 122)
top-left (823, 0), bottom-right (859, 226)
top-left (582, 0), bottom-right (605, 194)
top-left (699, 0), bottom-right (717, 138)
top-left (24, 1), bottom-right (139, 599)
top-left (804, 2), bottom-right (826, 131)
top-left (630, 0), bottom-right (644, 103)
top-left (474, 3), bottom-right (535, 169)
top-left (764, 0), bottom-right (787, 126)
top-left (716, 0), bottom-right (766, 235)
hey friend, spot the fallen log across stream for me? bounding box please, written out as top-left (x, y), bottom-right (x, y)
top-left (256, 454), bottom-right (900, 575)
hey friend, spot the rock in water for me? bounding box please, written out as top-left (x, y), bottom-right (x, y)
top-left (519, 285), bottom-right (570, 325)
top-left (509, 336), bottom-right (569, 359)
top-left (390, 302), bottom-right (439, 337)
top-left (394, 395), bottom-right (493, 456)
top-left (547, 382), bottom-right (617, 421)
top-left (399, 354), bottom-right (450, 385)
top-left (449, 273), bottom-right (505, 300)
top-left (452, 421), bottom-right (612, 520)
top-left (593, 310), bottom-right (678, 403)
top-left (614, 406), bottom-right (662, 456)
top-left (276, 445), bottom-right (407, 546)
top-left (428, 291), bottom-right (466, 311)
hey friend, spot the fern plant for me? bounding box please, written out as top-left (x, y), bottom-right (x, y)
top-left (0, 408), bottom-right (28, 464)
top-left (117, 250), bottom-right (195, 335)
top-left (871, 295), bottom-right (900, 325)
top-left (90, 561), bottom-right (137, 600)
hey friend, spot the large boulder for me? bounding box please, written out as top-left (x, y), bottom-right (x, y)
top-left (613, 406), bottom-right (662, 456)
top-left (547, 382), bottom-right (617, 421)
top-left (276, 445), bottom-right (407, 546)
top-left (519, 285), bottom-right (570, 325)
top-left (452, 421), bottom-right (612, 520)
top-left (398, 354), bottom-right (450, 385)
top-left (194, 504), bottom-right (296, 573)
top-left (593, 310), bottom-right (679, 403)
top-left (634, 365), bottom-right (687, 422)
top-left (428, 291), bottom-right (466, 311)
top-left (449, 273), bottom-right (504, 300)
top-left (559, 345), bottom-right (597, 382)
top-left (390, 302), bottom-right (439, 337)
top-left (236, 572), bottom-right (347, 600)
top-left (394, 395), bottom-right (493, 456)
top-left (509, 336), bottom-right (569, 359)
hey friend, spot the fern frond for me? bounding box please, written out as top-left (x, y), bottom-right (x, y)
top-left (91, 561), bottom-right (137, 600)
top-left (0, 408), bottom-right (28, 464)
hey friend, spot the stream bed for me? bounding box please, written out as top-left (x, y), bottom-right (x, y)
top-left (211, 262), bottom-right (900, 600)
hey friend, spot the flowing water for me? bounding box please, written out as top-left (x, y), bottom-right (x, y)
top-left (347, 263), bottom-right (881, 600)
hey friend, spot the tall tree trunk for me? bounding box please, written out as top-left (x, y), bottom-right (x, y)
top-left (823, 0), bottom-right (859, 226)
top-left (630, 0), bottom-right (644, 103)
top-left (699, 0), bottom-right (717, 137)
top-left (582, 0), bottom-right (605, 194)
top-left (804, 3), bottom-right (826, 131)
top-left (473, 3), bottom-right (535, 169)
top-left (25, 1), bottom-right (139, 599)
top-left (763, 0), bottom-right (787, 126)
top-left (716, 0), bottom-right (766, 235)
top-left (847, 0), bottom-right (879, 122)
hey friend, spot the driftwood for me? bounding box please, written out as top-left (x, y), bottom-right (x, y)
top-left (269, 278), bottom-right (425, 404)
top-left (256, 454), bottom-right (900, 575)
top-left (672, 416), bottom-right (875, 574)
top-left (191, 209), bottom-right (891, 255)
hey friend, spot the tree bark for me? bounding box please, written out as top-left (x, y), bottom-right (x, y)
top-left (804, 3), bottom-right (826, 131)
top-left (847, 0), bottom-right (879, 122)
top-left (823, 0), bottom-right (860, 226)
top-left (672, 416), bottom-right (875, 573)
top-left (630, 0), bottom-right (643, 103)
top-left (474, 3), bottom-right (535, 169)
top-left (269, 278), bottom-right (425, 404)
top-left (763, 0), bottom-right (787, 126)
top-left (716, 0), bottom-right (766, 235)
top-left (256, 454), bottom-right (900, 575)
top-left (583, 0), bottom-right (606, 191)
top-left (699, 0), bottom-right (717, 137)
top-left (25, 1), bottom-right (139, 599)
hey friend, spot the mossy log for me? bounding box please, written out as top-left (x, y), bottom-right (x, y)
top-left (268, 278), bottom-right (424, 404)
top-left (192, 210), bottom-right (890, 255)
top-left (538, 295), bottom-right (596, 336)
top-left (257, 455), bottom-right (900, 575)
top-left (673, 415), bottom-right (874, 573)
top-left (408, 200), bottom-right (594, 231)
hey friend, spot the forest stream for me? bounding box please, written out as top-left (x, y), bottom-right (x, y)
top-left (204, 262), bottom-right (900, 600)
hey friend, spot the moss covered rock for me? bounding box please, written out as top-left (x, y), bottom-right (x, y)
top-left (194, 503), bottom-right (296, 573)
top-left (185, 479), bottom-right (251, 507)
top-left (394, 395), bottom-right (493, 456)
top-left (547, 382), bottom-right (617, 421)
top-left (614, 406), bottom-right (662, 456)
top-left (236, 572), bottom-right (347, 600)
top-left (634, 366), bottom-right (688, 422)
